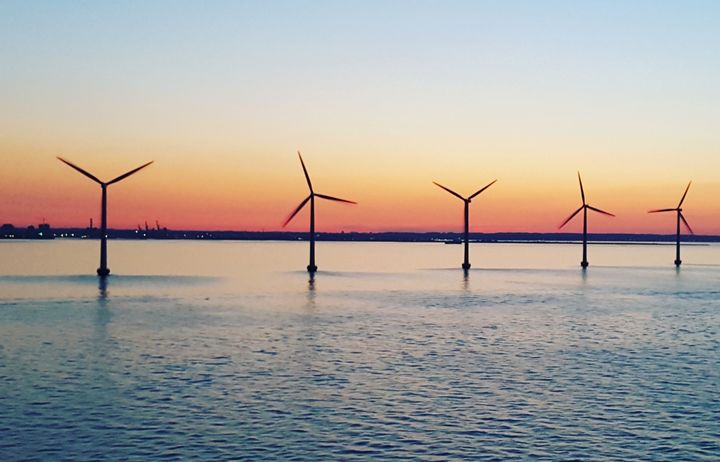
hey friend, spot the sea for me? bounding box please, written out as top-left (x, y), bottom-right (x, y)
top-left (0, 240), bottom-right (718, 461)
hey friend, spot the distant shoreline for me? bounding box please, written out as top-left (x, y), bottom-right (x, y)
top-left (3, 228), bottom-right (719, 244)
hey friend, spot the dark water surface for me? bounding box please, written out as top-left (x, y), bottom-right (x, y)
top-left (1, 241), bottom-right (718, 460)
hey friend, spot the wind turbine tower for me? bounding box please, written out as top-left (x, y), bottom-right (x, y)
top-left (57, 157), bottom-right (153, 276)
top-left (648, 181), bottom-right (694, 266)
top-left (283, 151), bottom-right (356, 273)
top-left (433, 179), bottom-right (497, 270)
top-left (559, 172), bottom-right (615, 268)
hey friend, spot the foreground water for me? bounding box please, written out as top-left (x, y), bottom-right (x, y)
top-left (1, 240), bottom-right (718, 461)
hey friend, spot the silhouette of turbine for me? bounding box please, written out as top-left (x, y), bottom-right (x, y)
top-left (283, 151), bottom-right (356, 273)
top-left (433, 179), bottom-right (497, 270)
top-left (648, 181), bottom-right (693, 267)
top-left (57, 157), bottom-right (153, 276)
top-left (559, 172), bottom-right (615, 268)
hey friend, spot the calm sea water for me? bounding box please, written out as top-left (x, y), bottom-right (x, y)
top-left (1, 240), bottom-right (718, 461)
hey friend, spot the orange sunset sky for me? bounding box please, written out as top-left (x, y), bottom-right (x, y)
top-left (2, 1), bottom-right (719, 234)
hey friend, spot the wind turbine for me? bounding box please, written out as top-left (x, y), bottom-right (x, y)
top-left (57, 157), bottom-right (153, 276)
top-left (648, 181), bottom-right (693, 267)
top-left (433, 179), bottom-right (497, 270)
top-left (283, 151), bottom-right (356, 273)
top-left (559, 172), bottom-right (615, 268)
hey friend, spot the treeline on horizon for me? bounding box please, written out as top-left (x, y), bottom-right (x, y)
top-left (3, 226), bottom-right (719, 243)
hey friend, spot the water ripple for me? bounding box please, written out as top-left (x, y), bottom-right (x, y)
top-left (0, 267), bottom-right (718, 460)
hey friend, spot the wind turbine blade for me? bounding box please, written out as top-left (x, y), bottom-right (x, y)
top-left (559, 206), bottom-right (584, 229)
top-left (577, 172), bottom-right (585, 205)
top-left (282, 195), bottom-right (312, 227)
top-left (432, 182), bottom-right (464, 201)
top-left (648, 208), bottom-right (677, 213)
top-left (678, 181), bottom-right (691, 208)
top-left (587, 205), bottom-right (615, 217)
top-left (297, 151), bottom-right (313, 193)
top-left (679, 212), bottom-right (694, 235)
top-left (57, 157), bottom-right (103, 184)
top-left (468, 179), bottom-right (497, 200)
top-left (107, 161), bottom-right (154, 185)
top-left (315, 193), bottom-right (357, 204)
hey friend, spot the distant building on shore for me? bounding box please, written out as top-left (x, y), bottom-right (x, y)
top-left (0, 223), bottom-right (54, 239)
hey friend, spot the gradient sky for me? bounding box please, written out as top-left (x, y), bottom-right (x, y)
top-left (2, 0), bottom-right (719, 233)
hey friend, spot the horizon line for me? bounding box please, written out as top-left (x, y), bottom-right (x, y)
top-left (5, 226), bottom-right (720, 240)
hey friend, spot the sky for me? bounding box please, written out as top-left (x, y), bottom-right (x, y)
top-left (1, 0), bottom-right (719, 234)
